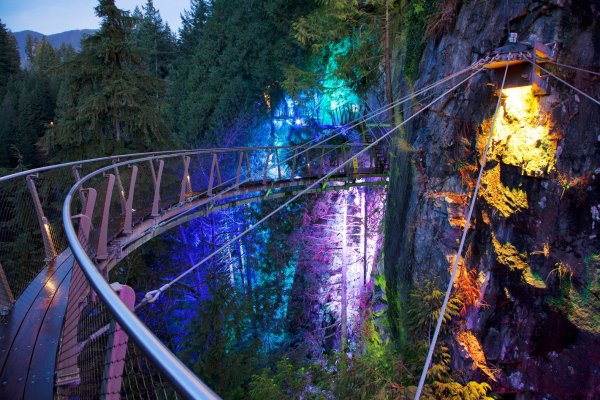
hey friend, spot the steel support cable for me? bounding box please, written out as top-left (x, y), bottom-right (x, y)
top-left (61, 61), bottom-right (486, 400)
top-left (259, 58), bottom-right (485, 171)
top-left (528, 59), bottom-right (600, 107)
top-left (138, 65), bottom-right (487, 307)
top-left (123, 65), bottom-right (478, 231)
top-left (544, 59), bottom-right (600, 77)
top-left (63, 202), bottom-right (221, 399)
top-left (147, 61), bottom-right (486, 232)
top-left (413, 63), bottom-right (510, 400)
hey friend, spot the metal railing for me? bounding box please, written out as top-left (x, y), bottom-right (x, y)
top-left (0, 150), bottom-right (193, 316)
top-left (60, 143), bottom-right (388, 399)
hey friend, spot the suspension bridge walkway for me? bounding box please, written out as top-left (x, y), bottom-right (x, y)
top-left (0, 38), bottom-right (597, 399)
top-left (0, 140), bottom-right (389, 399)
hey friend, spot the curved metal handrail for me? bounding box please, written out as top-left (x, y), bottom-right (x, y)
top-left (61, 143), bottom-right (384, 399)
top-left (63, 184), bottom-right (220, 400)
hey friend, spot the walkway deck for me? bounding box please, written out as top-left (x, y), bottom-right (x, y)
top-left (0, 251), bottom-right (73, 399)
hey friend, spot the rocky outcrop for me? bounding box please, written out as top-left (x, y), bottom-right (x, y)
top-left (384, 0), bottom-right (600, 398)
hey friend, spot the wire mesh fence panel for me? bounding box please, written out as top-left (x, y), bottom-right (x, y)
top-left (55, 274), bottom-right (178, 400)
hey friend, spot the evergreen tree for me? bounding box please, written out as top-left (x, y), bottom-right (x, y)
top-left (0, 80), bottom-right (19, 168)
top-left (44, 0), bottom-right (166, 159)
top-left (169, 0), bottom-right (314, 147)
top-left (132, 0), bottom-right (176, 78)
top-left (178, 0), bottom-right (211, 56)
top-left (0, 19), bottom-right (20, 90)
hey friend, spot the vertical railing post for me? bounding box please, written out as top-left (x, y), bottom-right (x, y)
top-left (179, 156), bottom-right (192, 202)
top-left (0, 262), bottom-right (15, 315)
top-left (101, 283), bottom-right (135, 400)
top-left (291, 148), bottom-right (298, 180)
top-left (321, 147), bottom-right (326, 176)
top-left (306, 149), bottom-right (311, 177)
top-left (207, 153), bottom-right (221, 197)
top-left (151, 160), bottom-right (164, 217)
top-left (97, 174), bottom-right (115, 261)
top-left (112, 161), bottom-right (127, 215)
top-left (122, 166), bottom-right (138, 235)
top-left (77, 188), bottom-right (97, 245)
top-left (263, 150), bottom-right (271, 185)
top-left (275, 148), bottom-right (282, 180)
top-left (236, 151), bottom-right (251, 185)
top-left (56, 188), bottom-right (97, 389)
top-left (25, 174), bottom-right (55, 261)
top-left (72, 165), bottom-right (87, 209)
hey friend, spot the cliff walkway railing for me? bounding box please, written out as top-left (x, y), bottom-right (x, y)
top-left (0, 150), bottom-right (191, 317)
top-left (59, 142), bottom-right (388, 399)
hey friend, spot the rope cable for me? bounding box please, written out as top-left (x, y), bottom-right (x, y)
top-left (528, 59), bottom-right (600, 107)
top-left (545, 59), bottom-right (600, 77)
top-left (137, 65), bottom-right (486, 308)
top-left (152, 61), bottom-right (484, 230)
top-left (413, 62), bottom-right (510, 399)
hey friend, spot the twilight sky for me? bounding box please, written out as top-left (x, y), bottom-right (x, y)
top-left (0, 0), bottom-right (189, 35)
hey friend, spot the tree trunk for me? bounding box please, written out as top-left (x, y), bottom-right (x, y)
top-left (115, 119), bottom-right (121, 142)
top-left (340, 193), bottom-right (348, 351)
top-left (384, 0), bottom-right (393, 121)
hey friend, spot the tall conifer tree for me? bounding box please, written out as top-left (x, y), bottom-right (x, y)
top-left (46, 0), bottom-right (166, 157)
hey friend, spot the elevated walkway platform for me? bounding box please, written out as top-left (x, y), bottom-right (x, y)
top-left (0, 252), bottom-right (74, 399)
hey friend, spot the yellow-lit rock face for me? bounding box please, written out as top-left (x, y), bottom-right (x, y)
top-left (489, 86), bottom-right (557, 175)
top-left (477, 86), bottom-right (558, 217)
top-left (480, 164), bottom-right (528, 218)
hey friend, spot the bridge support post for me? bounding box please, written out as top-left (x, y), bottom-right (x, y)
top-left (25, 174), bottom-right (56, 261)
top-left (263, 150), bottom-right (271, 185)
top-left (275, 148), bottom-right (282, 180)
top-left (179, 156), bottom-right (192, 201)
top-left (112, 162), bottom-right (127, 215)
top-left (150, 160), bottom-right (164, 217)
top-left (207, 154), bottom-right (221, 197)
top-left (0, 262), bottom-right (14, 315)
top-left (97, 174), bottom-right (115, 261)
top-left (122, 166), bottom-right (138, 235)
top-left (236, 151), bottom-right (251, 186)
top-left (291, 148), bottom-right (298, 180)
top-left (101, 283), bottom-right (135, 400)
top-left (56, 188), bottom-right (97, 389)
top-left (72, 165), bottom-right (87, 210)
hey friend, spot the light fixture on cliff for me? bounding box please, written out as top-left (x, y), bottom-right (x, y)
top-left (485, 33), bottom-right (557, 95)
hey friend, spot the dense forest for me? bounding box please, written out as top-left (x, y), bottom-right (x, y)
top-left (4, 0), bottom-right (599, 399)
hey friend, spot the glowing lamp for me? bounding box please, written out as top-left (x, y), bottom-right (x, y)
top-left (485, 35), bottom-right (556, 95)
top-left (295, 118), bottom-right (303, 126)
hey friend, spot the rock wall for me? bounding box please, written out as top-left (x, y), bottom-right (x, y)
top-left (384, 0), bottom-right (600, 398)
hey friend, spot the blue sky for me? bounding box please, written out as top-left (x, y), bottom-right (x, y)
top-left (0, 0), bottom-right (189, 35)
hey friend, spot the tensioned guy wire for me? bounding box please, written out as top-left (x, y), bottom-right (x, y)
top-left (414, 62), bottom-right (509, 400)
top-left (138, 64), bottom-right (487, 307)
top-left (152, 60), bottom-right (488, 236)
top-left (545, 59), bottom-right (600, 77)
top-left (528, 58), bottom-right (600, 107)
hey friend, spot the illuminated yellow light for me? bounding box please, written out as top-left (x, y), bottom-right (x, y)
top-left (489, 86), bottom-right (557, 175)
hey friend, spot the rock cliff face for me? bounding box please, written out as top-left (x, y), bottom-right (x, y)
top-left (384, 0), bottom-right (600, 398)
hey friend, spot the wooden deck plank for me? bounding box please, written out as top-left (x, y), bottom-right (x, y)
top-left (0, 253), bottom-right (73, 399)
top-left (23, 256), bottom-right (73, 399)
top-left (0, 250), bottom-right (72, 371)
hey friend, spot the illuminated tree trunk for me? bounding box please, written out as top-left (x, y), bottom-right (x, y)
top-left (361, 188), bottom-right (367, 288)
top-left (341, 193), bottom-right (348, 350)
top-left (384, 0), bottom-right (393, 121)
